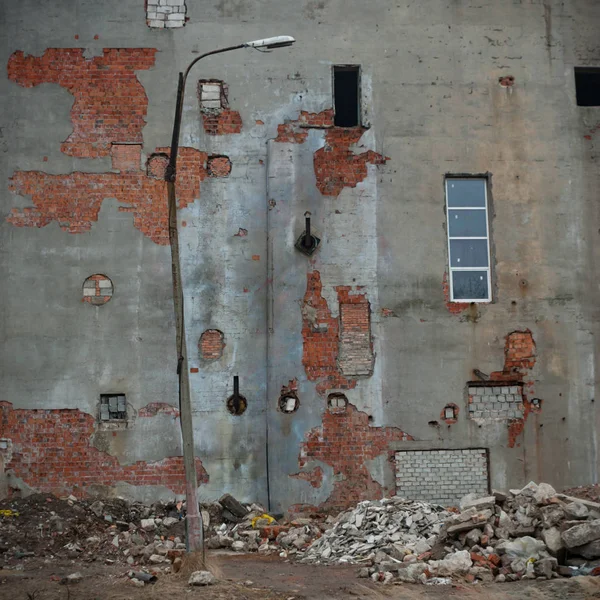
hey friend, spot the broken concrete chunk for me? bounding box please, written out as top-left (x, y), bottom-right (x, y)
top-left (188, 570), bottom-right (216, 586)
top-left (140, 518), bottom-right (156, 531)
top-left (561, 519), bottom-right (600, 549)
top-left (564, 502), bottom-right (589, 520)
top-left (541, 527), bottom-right (564, 555)
top-left (460, 496), bottom-right (496, 512)
top-left (533, 482), bottom-right (557, 504)
top-left (571, 539), bottom-right (600, 559)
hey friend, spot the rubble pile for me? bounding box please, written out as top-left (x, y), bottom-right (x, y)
top-left (297, 482), bottom-right (600, 584)
top-left (0, 492), bottom-right (322, 571)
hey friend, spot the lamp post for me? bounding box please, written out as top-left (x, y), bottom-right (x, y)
top-left (164, 35), bottom-right (295, 556)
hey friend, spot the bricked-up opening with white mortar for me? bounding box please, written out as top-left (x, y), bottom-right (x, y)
top-left (146, 0), bottom-right (186, 28)
top-left (198, 80), bottom-right (228, 113)
top-left (395, 449), bottom-right (489, 507)
top-left (467, 383), bottom-right (524, 420)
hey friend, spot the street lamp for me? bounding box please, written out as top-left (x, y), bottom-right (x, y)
top-left (164, 36), bottom-right (295, 557)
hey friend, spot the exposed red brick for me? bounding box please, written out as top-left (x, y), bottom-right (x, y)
top-left (488, 330), bottom-right (538, 448)
top-left (7, 147), bottom-right (218, 245)
top-left (137, 402), bottom-right (180, 418)
top-left (290, 466), bottom-right (324, 488)
top-left (443, 271), bottom-right (470, 314)
top-left (111, 144), bottom-right (142, 172)
top-left (314, 128), bottom-right (386, 196)
top-left (274, 109), bottom-right (335, 143)
top-left (207, 155), bottom-right (231, 177)
top-left (0, 401), bottom-right (207, 496)
top-left (274, 110), bottom-right (386, 196)
top-left (7, 49), bottom-right (156, 158)
top-left (294, 404), bottom-right (412, 510)
top-left (302, 271), bottom-right (359, 395)
top-left (199, 329), bottom-right (225, 361)
top-left (147, 153), bottom-right (169, 179)
top-left (202, 110), bottom-right (243, 136)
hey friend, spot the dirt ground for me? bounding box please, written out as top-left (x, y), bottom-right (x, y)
top-left (1, 551), bottom-right (599, 600)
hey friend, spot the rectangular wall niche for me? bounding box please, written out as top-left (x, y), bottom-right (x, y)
top-left (338, 302), bottom-right (374, 376)
top-left (395, 449), bottom-right (489, 506)
top-left (468, 384), bottom-right (524, 420)
top-left (333, 65), bottom-right (360, 127)
top-left (99, 394), bottom-right (127, 421)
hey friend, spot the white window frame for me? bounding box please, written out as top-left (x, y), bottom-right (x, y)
top-left (445, 177), bottom-right (492, 303)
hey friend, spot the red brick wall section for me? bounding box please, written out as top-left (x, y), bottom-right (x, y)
top-left (294, 404), bottom-right (412, 510)
top-left (338, 301), bottom-right (374, 376)
top-left (199, 329), bottom-right (225, 360)
top-left (274, 109), bottom-right (387, 196)
top-left (488, 330), bottom-right (538, 448)
top-left (202, 111), bottom-right (243, 136)
top-left (7, 147), bottom-right (218, 245)
top-left (274, 109), bottom-right (335, 143)
top-left (314, 128), bottom-right (387, 196)
top-left (302, 271), bottom-right (358, 395)
top-left (0, 401), bottom-right (208, 496)
top-left (7, 49), bottom-right (156, 158)
top-left (111, 144), bottom-right (142, 172)
top-left (207, 156), bottom-right (232, 177)
top-left (289, 466), bottom-right (324, 488)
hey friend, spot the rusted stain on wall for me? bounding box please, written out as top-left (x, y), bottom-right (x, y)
top-left (0, 401), bottom-right (208, 496)
top-left (7, 49), bottom-right (156, 158)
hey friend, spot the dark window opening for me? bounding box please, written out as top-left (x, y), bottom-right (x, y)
top-left (100, 394), bottom-right (127, 421)
top-left (334, 66), bottom-right (360, 127)
top-left (574, 68), bottom-right (600, 106)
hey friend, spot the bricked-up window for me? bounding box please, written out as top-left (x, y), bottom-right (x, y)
top-left (333, 66), bottom-right (360, 127)
top-left (468, 383), bottom-right (524, 420)
top-left (574, 68), bottom-right (600, 106)
top-left (445, 178), bottom-right (491, 302)
top-left (338, 302), bottom-right (374, 376)
top-left (99, 394), bottom-right (127, 421)
top-left (198, 80), bottom-right (227, 113)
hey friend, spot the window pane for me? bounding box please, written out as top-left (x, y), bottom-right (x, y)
top-left (447, 179), bottom-right (486, 207)
top-left (452, 271), bottom-right (489, 300)
top-left (448, 209), bottom-right (487, 237)
top-left (450, 239), bottom-right (489, 267)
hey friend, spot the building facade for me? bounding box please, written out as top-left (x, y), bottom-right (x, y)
top-left (1, 0), bottom-right (599, 513)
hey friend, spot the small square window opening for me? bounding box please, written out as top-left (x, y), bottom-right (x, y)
top-left (574, 68), bottom-right (600, 107)
top-left (333, 66), bottom-right (360, 127)
top-left (445, 177), bottom-right (492, 303)
top-left (100, 394), bottom-right (127, 421)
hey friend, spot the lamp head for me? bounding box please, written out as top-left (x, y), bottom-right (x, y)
top-left (244, 36), bottom-right (295, 49)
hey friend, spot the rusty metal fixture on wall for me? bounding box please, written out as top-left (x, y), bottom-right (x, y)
top-left (295, 211), bottom-right (321, 256)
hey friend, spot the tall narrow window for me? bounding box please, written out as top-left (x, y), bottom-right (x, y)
top-left (574, 68), bottom-right (600, 106)
top-left (334, 66), bottom-right (360, 127)
top-left (446, 178), bottom-right (491, 302)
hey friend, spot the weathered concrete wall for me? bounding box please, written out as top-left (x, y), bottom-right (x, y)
top-left (0, 0), bottom-right (599, 510)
